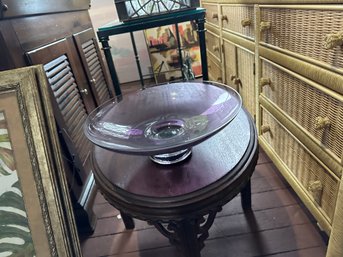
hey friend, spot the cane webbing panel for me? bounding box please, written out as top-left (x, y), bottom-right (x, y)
top-left (261, 60), bottom-right (343, 163)
top-left (223, 39), bottom-right (237, 90)
top-left (44, 55), bottom-right (92, 163)
top-left (261, 107), bottom-right (339, 222)
top-left (222, 5), bottom-right (255, 39)
top-left (207, 51), bottom-right (223, 82)
top-left (206, 30), bottom-right (221, 61)
top-left (260, 7), bottom-right (343, 71)
top-left (237, 48), bottom-right (255, 117)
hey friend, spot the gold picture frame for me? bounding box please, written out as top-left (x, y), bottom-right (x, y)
top-left (0, 66), bottom-right (82, 257)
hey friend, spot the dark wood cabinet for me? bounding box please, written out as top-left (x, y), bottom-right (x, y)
top-left (0, 1), bottom-right (114, 234)
top-left (0, 0), bottom-right (89, 19)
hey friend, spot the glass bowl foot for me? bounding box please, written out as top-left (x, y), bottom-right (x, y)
top-left (150, 148), bottom-right (192, 165)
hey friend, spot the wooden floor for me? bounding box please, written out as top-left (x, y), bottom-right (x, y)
top-left (80, 148), bottom-right (328, 257)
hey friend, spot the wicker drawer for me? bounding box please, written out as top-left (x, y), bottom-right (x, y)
top-left (221, 5), bottom-right (255, 39)
top-left (203, 3), bottom-right (220, 27)
top-left (260, 59), bottom-right (343, 164)
top-left (206, 30), bottom-right (221, 61)
top-left (260, 106), bottom-right (339, 223)
top-left (260, 6), bottom-right (343, 71)
top-left (207, 52), bottom-right (222, 83)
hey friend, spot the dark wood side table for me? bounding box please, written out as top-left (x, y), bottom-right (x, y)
top-left (97, 8), bottom-right (208, 98)
top-left (91, 109), bottom-right (258, 257)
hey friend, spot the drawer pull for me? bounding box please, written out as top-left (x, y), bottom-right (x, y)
top-left (230, 75), bottom-right (241, 86)
top-left (212, 13), bottom-right (219, 19)
top-left (221, 15), bottom-right (228, 22)
top-left (308, 180), bottom-right (323, 204)
top-left (260, 21), bottom-right (271, 32)
top-left (259, 77), bottom-right (271, 88)
top-left (323, 31), bottom-right (343, 49)
top-left (213, 45), bottom-right (220, 52)
top-left (241, 18), bottom-right (252, 27)
top-left (261, 125), bottom-right (271, 134)
top-left (314, 116), bottom-right (330, 130)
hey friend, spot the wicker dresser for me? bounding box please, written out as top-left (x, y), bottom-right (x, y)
top-left (200, 1), bottom-right (343, 256)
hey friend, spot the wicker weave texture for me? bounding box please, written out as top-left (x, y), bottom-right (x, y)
top-left (237, 48), bottom-right (255, 116)
top-left (261, 60), bottom-right (343, 164)
top-left (222, 5), bottom-right (255, 39)
top-left (207, 52), bottom-right (223, 82)
top-left (203, 3), bottom-right (220, 27)
top-left (223, 39), bottom-right (238, 89)
top-left (206, 30), bottom-right (221, 61)
top-left (260, 7), bottom-right (343, 71)
top-left (261, 107), bottom-right (339, 222)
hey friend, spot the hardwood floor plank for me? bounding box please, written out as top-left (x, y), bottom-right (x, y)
top-left (257, 148), bottom-right (272, 165)
top-left (94, 191), bottom-right (108, 205)
top-left (89, 216), bottom-right (152, 238)
top-left (88, 204), bottom-right (315, 239)
top-left (262, 246), bottom-right (327, 257)
top-left (251, 164), bottom-right (290, 194)
top-left (203, 223), bottom-right (325, 257)
top-left (93, 202), bottom-right (120, 219)
top-left (101, 224), bottom-right (325, 257)
top-left (81, 226), bottom-right (170, 256)
top-left (219, 188), bottom-right (299, 218)
top-left (82, 203), bottom-right (322, 256)
top-left (252, 162), bottom-right (281, 179)
top-left (210, 205), bottom-right (315, 238)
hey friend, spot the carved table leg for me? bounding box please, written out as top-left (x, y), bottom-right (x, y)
top-left (151, 210), bottom-right (219, 257)
top-left (241, 179), bottom-right (252, 211)
top-left (120, 211), bottom-right (135, 230)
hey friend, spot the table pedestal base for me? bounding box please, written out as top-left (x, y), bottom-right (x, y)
top-left (150, 208), bottom-right (221, 257)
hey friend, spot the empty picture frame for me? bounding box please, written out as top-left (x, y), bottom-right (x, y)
top-left (0, 65), bottom-right (82, 257)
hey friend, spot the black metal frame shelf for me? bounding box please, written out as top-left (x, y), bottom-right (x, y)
top-left (97, 8), bottom-right (208, 97)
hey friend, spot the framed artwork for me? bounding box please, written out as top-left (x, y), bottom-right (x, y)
top-left (144, 21), bottom-right (202, 83)
top-left (0, 66), bottom-right (82, 257)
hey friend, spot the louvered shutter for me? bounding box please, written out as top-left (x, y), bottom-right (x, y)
top-left (26, 38), bottom-right (96, 183)
top-left (44, 55), bottom-right (92, 164)
top-left (74, 28), bottom-right (115, 105)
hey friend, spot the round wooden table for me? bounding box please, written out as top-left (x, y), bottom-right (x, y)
top-left (92, 109), bottom-right (259, 257)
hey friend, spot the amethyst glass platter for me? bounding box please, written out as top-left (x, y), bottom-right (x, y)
top-left (84, 81), bottom-right (242, 165)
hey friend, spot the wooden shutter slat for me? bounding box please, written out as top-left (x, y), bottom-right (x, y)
top-left (63, 97), bottom-right (83, 122)
top-left (48, 65), bottom-right (72, 86)
top-left (59, 89), bottom-right (80, 112)
top-left (54, 77), bottom-right (76, 98)
top-left (86, 51), bottom-right (97, 64)
top-left (96, 80), bottom-right (108, 97)
top-left (55, 84), bottom-right (78, 105)
top-left (65, 104), bottom-right (86, 130)
top-left (85, 48), bottom-right (96, 59)
top-left (91, 67), bottom-right (102, 82)
top-left (44, 55), bottom-right (68, 71)
top-left (46, 61), bottom-right (70, 80)
top-left (52, 73), bottom-right (74, 93)
top-left (81, 39), bottom-right (93, 50)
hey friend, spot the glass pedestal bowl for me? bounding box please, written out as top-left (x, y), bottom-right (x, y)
top-left (84, 81), bottom-right (242, 165)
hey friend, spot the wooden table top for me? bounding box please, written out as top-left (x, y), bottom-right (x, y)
top-left (92, 109), bottom-right (258, 220)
